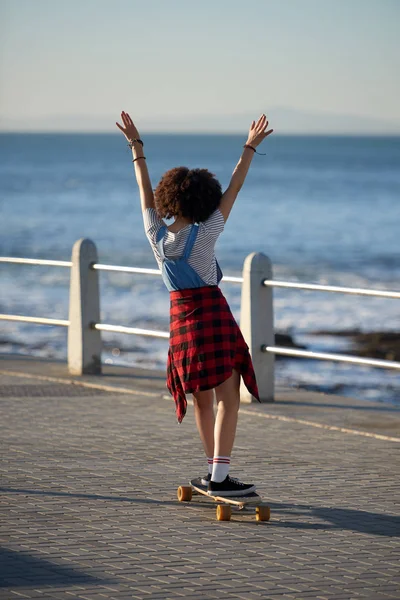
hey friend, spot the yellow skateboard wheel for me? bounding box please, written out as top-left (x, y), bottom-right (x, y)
top-left (256, 505), bottom-right (271, 521)
top-left (216, 504), bottom-right (231, 521)
top-left (177, 486), bottom-right (192, 502)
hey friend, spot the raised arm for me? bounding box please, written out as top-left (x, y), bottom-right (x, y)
top-left (116, 111), bottom-right (155, 212)
top-left (219, 114), bottom-right (273, 222)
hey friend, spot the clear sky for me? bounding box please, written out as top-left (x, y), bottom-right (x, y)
top-left (1, 0), bottom-right (399, 133)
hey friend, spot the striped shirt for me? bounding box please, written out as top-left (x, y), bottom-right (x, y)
top-left (143, 208), bottom-right (225, 286)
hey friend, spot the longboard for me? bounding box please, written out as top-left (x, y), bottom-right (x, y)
top-left (177, 478), bottom-right (271, 521)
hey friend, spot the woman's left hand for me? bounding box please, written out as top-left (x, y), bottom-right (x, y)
top-left (116, 111), bottom-right (140, 142)
top-left (246, 114), bottom-right (273, 148)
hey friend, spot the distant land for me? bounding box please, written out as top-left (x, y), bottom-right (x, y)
top-left (1, 107), bottom-right (400, 135)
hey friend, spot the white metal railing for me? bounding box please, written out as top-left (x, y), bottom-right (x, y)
top-left (93, 323), bottom-right (169, 339)
top-left (92, 264), bottom-right (161, 276)
top-left (1, 243), bottom-right (399, 401)
top-left (0, 257), bottom-right (71, 329)
top-left (0, 315), bottom-right (69, 327)
top-left (263, 279), bottom-right (400, 299)
top-left (92, 262), bottom-right (243, 283)
top-left (0, 257), bottom-right (72, 267)
top-left (91, 265), bottom-right (400, 371)
top-left (263, 345), bottom-right (400, 371)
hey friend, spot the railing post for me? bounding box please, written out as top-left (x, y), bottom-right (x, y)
top-left (240, 252), bottom-right (274, 402)
top-left (68, 239), bottom-right (102, 375)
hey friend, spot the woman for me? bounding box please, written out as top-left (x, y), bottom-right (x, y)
top-left (116, 111), bottom-right (273, 497)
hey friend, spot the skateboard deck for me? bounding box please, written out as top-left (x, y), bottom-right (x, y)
top-left (177, 478), bottom-right (271, 521)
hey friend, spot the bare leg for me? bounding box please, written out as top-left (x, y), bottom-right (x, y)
top-left (192, 388), bottom-right (215, 458)
top-left (214, 369), bottom-right (241, 457)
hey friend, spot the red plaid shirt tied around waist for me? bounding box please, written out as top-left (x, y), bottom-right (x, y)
top-left (167, 286), bottom-right (260, 423)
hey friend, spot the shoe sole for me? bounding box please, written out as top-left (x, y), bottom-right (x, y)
top-left (207, 484), bottom-right (256, 497)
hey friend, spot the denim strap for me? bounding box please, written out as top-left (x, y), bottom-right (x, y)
top-left (182, 224), bottom-right (199, 260)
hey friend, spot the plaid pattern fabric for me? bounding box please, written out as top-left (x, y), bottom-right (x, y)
top-left (167, 286), bottom-right (260, 423)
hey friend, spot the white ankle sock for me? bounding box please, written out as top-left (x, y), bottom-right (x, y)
top-left (207, 457), bottom-right (213, 475)
top-left (211, 456), bottom-right (231, 482)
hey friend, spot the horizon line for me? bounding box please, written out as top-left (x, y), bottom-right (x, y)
top-left (1, 129), bottom-right (400, 137)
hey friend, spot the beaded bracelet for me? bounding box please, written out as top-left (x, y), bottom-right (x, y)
top-left (127, 139), bottom-right (144, 148)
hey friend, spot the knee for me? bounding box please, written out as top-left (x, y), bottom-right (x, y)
top-left (193, 392), bottom-right (214, 412)
top-left (215, 372), bottom-right (241, 410)
top-left (216, 394), bottom-right (240, 412)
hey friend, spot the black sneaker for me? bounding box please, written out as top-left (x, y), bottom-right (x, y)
top-left (207, 475), bottom-right (256, 497)
top-left (189, 476), bottom-right (208, 490)
top-left (201, 473), bottom-right (211, 486)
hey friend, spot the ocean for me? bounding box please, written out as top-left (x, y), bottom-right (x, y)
top-left (0, 133), bottom-right (399, 403)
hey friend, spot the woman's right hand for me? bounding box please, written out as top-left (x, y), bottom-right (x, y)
top-left (246, 114), bottom-right (273, 148)
top-left (116, 111), bottom-right (141, 143)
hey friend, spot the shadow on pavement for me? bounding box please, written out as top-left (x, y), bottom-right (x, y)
top-left (0, 486), bottom-right (178, 506)
top-left (0, 547), bottom-right (114, 588)
top-left (267, 500), bottom-right (400, 537)
top-left (2, 487), bottom-right (399, 537)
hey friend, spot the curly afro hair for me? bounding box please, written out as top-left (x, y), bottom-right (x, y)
top-left (154, 167), bottom-right (222, 222)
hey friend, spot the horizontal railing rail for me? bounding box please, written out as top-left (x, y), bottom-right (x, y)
top-left (91, 264), bottom-right (400, 296)
top-left (92, 262), bottom-right (244, 283)
top-left (92, 264), bottom-right (161, 276)
top-left (1, 245), bottom-right (399, 400)
top-left (264, 345), bottom-right (400, 371)
top-left (0, 314), bottom-right (69, 327)
top-left (0, 257), bottom-right (72, 267)
top-left (263, 279), bottom-right (400, 299)
top-left (93, 323), bottom-right (169, 339)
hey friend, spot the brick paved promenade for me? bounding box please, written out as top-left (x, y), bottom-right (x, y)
top-left (1, 355), bottom-right (399, 599)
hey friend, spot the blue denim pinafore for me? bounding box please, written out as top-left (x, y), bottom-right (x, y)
top-left (156, 224), bottom-right (222, 291)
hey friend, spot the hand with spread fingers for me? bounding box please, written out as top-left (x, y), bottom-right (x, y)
top-left (246, 114), bottom-right (273, 149)
top-left (116, 111), bottom-right (141, 143)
